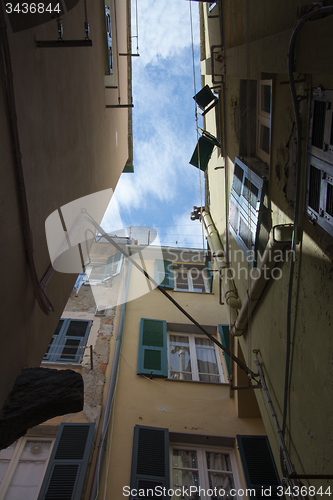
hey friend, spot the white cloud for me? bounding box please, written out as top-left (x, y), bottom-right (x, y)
top-left (156, 209), bottom-right (205, 249)
top-left (133, 0), bottom-right (200, 66)
top-left (106, 0), bottom-right (203, 237)
top-left (100, 194), bottom-right (126, 234)
top-left (113, 122), bottom-right (194, 211)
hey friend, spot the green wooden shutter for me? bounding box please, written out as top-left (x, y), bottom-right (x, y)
top-left (155, 260), bottom-right (174, 289)
top-left (37, 423), bottom-right (95, 500)
top-left (137, 319), bottom-right (168, 378)
top-left (218, 324), bottom-right (230, 379)
top-left (130, 425), bottom-right (170, 500)
top-left (204, 260), bottom-right (213, 292)
top-left (190, 134), bottom-right (219, 172)
top-left (236, 435), bottom-right (280, 500)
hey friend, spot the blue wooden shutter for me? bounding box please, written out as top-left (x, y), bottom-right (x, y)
top-left (53, 320), bottom-right (92, 363)
top-left (204, 260), bottom-right (213, 292)
top-left (137, 319), bottom-right (168, 378)
top-left (218, 324), bottom-right (230, 379)
top-left (37, 423), bottom-right (95, 500)
top-left (130, 425), bottom-right (170, 500)
top-left (43, 319), bottom-right (65, 361)
top-left (236, 435), bottom-right (280, 500)
top-left (155, 260), bottom-right (174, 289)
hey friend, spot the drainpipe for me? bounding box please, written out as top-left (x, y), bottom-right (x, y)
top-left (230, 225), bottom-right (293, 337)
top-left (89, 259), bottom-right (132, 500)
top-left (202, 210), bottom-right (241, 315)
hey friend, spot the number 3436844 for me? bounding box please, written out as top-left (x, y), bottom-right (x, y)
top-left (5, 3), bottom-right (61, 14)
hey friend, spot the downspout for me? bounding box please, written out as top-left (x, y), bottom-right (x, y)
top-left (202, 210), bottom-right (241, 317)
top-left (202, 209), bottom-right (293, 338)
top-left (89, 258), bottom-right (132, 500)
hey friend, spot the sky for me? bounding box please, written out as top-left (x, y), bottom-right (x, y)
top-left (101, 0), bottom-right (205, 249)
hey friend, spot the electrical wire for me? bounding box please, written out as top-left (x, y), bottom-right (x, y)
top-left (87, 214), bottom-right (259, 379)
top-left (283, 4), bottom-right (333, 445)
top-left (189, 0), bottom-right (205, 252)
top-left (102, 362), bottom-right (119, 500)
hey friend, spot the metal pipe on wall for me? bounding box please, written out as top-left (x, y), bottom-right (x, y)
top-left (201, 210), bottom-right (241, 314)
top-left (88, 259), bottom-right (132, 500)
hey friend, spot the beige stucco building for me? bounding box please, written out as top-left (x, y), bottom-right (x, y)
top-left (0, 0), bottom-right (133, 412)
top-left (193, 0), bottom-right (333, 493)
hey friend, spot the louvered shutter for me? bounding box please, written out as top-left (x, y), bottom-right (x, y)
top-left (37, 423), bottom-right (95, 500)
top-left (43, 319), bottom-right (65, 361)
top-left (130, 425), bottom-right (170, 500)
top-left (218, 324), bottom-right (230, 379)
top-left (155, 260), bottom-right (174, 289)
top-left (229, 157), bottom-right (266, 267)
top-left (53, 320), bottom-right (92, 363)
top-left (137, 319), bottom-right (168, 378)
top-left (236, 435), bottom-right (280, 500)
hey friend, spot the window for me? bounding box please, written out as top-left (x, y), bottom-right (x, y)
top-left (155, 260), bottom-right (213, 293)
top-left (0, 437), bottom-right (54, 500)
top-left (256, 81), bottom-right (272, 164)
top-left (137, 319), bottom-right (225, 382)
top-left (171, 446), bottom-right (239, 500)
top-left (43, 319), bottom-right (92, 363)
top-left (306, 89), bottom-right (333, 237)
top-left (169, 334), bottom-right (224, 383)
top-left (129, 426), bottom-right (241, 500)
top-left (105, 5), bottom-right (113, 74)
top-left (229, 157), bottom-right (267, 266)
top-left (173, 265), bottom-right (210, 293)
top-left (84, 252), bottom-right (123, 284)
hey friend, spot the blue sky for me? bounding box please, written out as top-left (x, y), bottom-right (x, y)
top-left (102, 0), bottom-right (205, 249)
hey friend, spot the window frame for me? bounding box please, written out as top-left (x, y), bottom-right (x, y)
top-left (167, 332), bottom-right (225, 383)
top-left (256, 80), bottom-right (272, 164)
top-left (43, 319), bottom-right (92, 364)
top-left (173, 265), bottom-right (210, 294)
top-left (306, 89), bottom-right (333, 237)
top-left (229, 157), bottom-right (266, 267)
top-left (105, 5), bottom-right (113, 75)
top-left (84, 252), bottom-right (123, 284)
top-left (0, 437), bottom-right (54, 500)
top-left (170, 444), bottom-right (242, 500)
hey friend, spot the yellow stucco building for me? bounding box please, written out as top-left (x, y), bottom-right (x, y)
top-left (0, 236), bottom-right (281, 500)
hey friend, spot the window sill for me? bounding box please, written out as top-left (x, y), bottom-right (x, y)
top-left (41, 361), bottom-right (84, 371)
top-left (165, 377), bottom-right (229, 386)
top-left (171, 290), bottom-right (214, 295)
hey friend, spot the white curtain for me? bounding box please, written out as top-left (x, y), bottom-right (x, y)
top-left (206, 452), bottom-right (235, 498)
top-left (4, 441), bottom-right (51, 500)
top-left (172, 450), bottom-right (199, 499)
top-left (169, 336), bottom-right (192, 380)
top-left (195, 338), bottom-right (219, 382)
